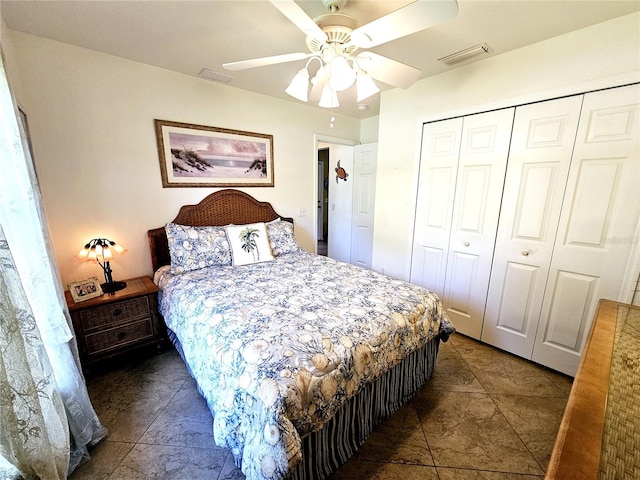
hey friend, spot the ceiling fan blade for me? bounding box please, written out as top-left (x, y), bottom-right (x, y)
top-left (351, 0), bottom-right (458, 48)
top-left (356, 52), bottom-right (421, 89)
top-left (269, 0), bottom-right (328, 43)
top-left (223, 52), bottom-right (311, 71)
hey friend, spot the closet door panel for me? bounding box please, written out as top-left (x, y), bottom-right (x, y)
top-left (543, 271), bottom-right (597, 350)
top-left (532, 84), bottom-right (640, 376)
top-left (410, 117), bottom-right (463, 295)
top-left (445, 108), bottom-right (515, 338)
top-left (564, 161), bottom-right (620, 245)
top-left (444, 251), bottom-right (478, 323)
top-left (492, 262), bottom-right (538, 333)
top-left (458, 165), bottom-right (491, 231)
top-left (481, 95), bottom-right (583, 357)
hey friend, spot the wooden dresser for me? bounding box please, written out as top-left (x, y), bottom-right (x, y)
top-left (66, 276), bottom-right (164, 373)
top-left (546, 299), bottom-right (640, 480)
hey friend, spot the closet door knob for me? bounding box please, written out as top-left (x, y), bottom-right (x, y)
top-left (464, 241), bottom-right (470, 247)
top-left (522, 250), bottom-right (530, 256)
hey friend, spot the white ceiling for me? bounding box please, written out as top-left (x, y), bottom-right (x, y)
top-left (2, 0), bottom-right (639, 119)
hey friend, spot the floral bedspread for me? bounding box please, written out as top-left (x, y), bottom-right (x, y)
top-left (155, 251), bottom-right (453, 480)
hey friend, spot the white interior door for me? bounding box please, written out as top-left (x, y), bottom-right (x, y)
top-left (327, 144), bottom-right (355, 263)
top-left (443, 108), bottom-right (515, 339)
top-left (317, 160), bottom-right (325, 241)
top-left (481, 95), bottom-right (584, 357)
top-left (410, 117), bottom-right (463, 294)
top-left (532, 83), bottom-right (640, 376)
top-left (350, 143), bottom-right (377, 269)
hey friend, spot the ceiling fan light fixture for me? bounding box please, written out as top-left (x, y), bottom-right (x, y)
top-left (356, 70), bottom-right (380, 102)
top-left (233, 0), bottom-right (458, 111)
top-left (319, 85), bottom-right (339, 108)
top-left (285, 68), bottom-right (310, 102)
top-left (311, 65), bottom-right (329, 86)
top-left (328, 55), bottom-right (356, 92)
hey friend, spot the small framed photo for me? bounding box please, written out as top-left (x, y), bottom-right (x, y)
top-left (68, 277), bottom-right (103, 303)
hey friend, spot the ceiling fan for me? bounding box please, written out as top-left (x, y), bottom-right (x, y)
top-left (223, 0), bottom-right (458, 108)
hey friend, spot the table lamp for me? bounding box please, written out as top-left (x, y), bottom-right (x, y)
top-left (78, 238), bottom-right (127, 293)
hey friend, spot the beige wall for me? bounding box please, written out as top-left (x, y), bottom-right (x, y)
top-left (372, 12), bottom-right (640, 281)
top-left (360, 116), bottom-right (379, 144)
top-left (4, 29), bottom-right (361, 286)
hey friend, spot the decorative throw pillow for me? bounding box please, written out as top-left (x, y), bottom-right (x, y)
top-left (266, 219), bottom-right (299, 256)
top-left (225, 222), bottom-right (275, 266)
top-left (165, 223), bottom-right (231, 274)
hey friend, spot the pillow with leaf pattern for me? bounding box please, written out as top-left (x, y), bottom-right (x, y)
top-left (225, 222), bottom-right (275, 266)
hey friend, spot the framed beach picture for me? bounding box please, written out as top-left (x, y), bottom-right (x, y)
top-left (155, 119), bottom-right (274, 187)
top-left (68, 277), bottom-right (103, 303)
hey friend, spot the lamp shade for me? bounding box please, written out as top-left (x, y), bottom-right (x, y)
top-left (311, 65), bottom-right (329, 87)
top-left (319, 86), bottom-right (339, 108)
top-left (356, 71), bottom-right (380, 102)
top-left (78, 238), bottom-right (125, 260)
top-left (285, 68), bottom-right (310, 102)
top-left (102, 245), bottom-right (113, 260)
top-left (329, 55), bottom-right (356, 92)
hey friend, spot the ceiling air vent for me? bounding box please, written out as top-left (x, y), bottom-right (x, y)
top-left (198, 69), bottom-right (234, 84)
top-left (438, 43), bottom-right (490, 65)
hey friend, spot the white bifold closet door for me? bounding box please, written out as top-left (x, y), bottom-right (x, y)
top-left (482, 84), bottom-right (640, 375)
top-left (481, 95), bottom-right (584, 358)
top-left (411, 108), bottom-right (515, 339)
top-left (410, 117), bottom-right (463, 297)
top-left (531, 84), bottom-right (640, 375)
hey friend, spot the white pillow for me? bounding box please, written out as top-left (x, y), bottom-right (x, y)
top-left (225, 222), bottom-right (275, 266)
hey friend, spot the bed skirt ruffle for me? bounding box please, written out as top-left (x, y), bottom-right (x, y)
top-left (290, 337), bottom-right (440, 479)
top-left (167, 329), bottom-right (441, 479)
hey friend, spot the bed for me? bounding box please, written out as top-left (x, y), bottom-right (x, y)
top-left (147, 189), bottom-right (454, 480)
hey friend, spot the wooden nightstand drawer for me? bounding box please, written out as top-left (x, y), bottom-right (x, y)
top-left (66, 276), bottom-right (164, 374)
top-left (79, 296), bottom-right (151, 332)
top-left (85, 318), bottom-right (155, 356)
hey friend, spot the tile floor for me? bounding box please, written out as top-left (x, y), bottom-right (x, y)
top-left (70, 333), bottom-right (573, 480)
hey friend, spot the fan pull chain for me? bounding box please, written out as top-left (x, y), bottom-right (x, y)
top-left (330, 110), bottom-right (336, 129)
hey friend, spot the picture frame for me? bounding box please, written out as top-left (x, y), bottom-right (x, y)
top-left (68, 277), bottom-right (103, 303)
top-left (155, 119), bottom-right (274, 187)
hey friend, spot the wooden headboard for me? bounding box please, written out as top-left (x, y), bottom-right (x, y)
top-left (148, 189), bottom-right (294, 272)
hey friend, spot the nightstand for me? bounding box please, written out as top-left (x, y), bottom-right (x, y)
top-left (65, 276), bottom-right (164, 373)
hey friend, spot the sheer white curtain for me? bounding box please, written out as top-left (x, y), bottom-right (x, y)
top-left (0, 51), bottom-right (107, 477)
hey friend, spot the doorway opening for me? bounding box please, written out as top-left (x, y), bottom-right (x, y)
top-left (314, 134), bottom-right (357, 261)
top-left (317, 148), bottom-right (329, 256)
